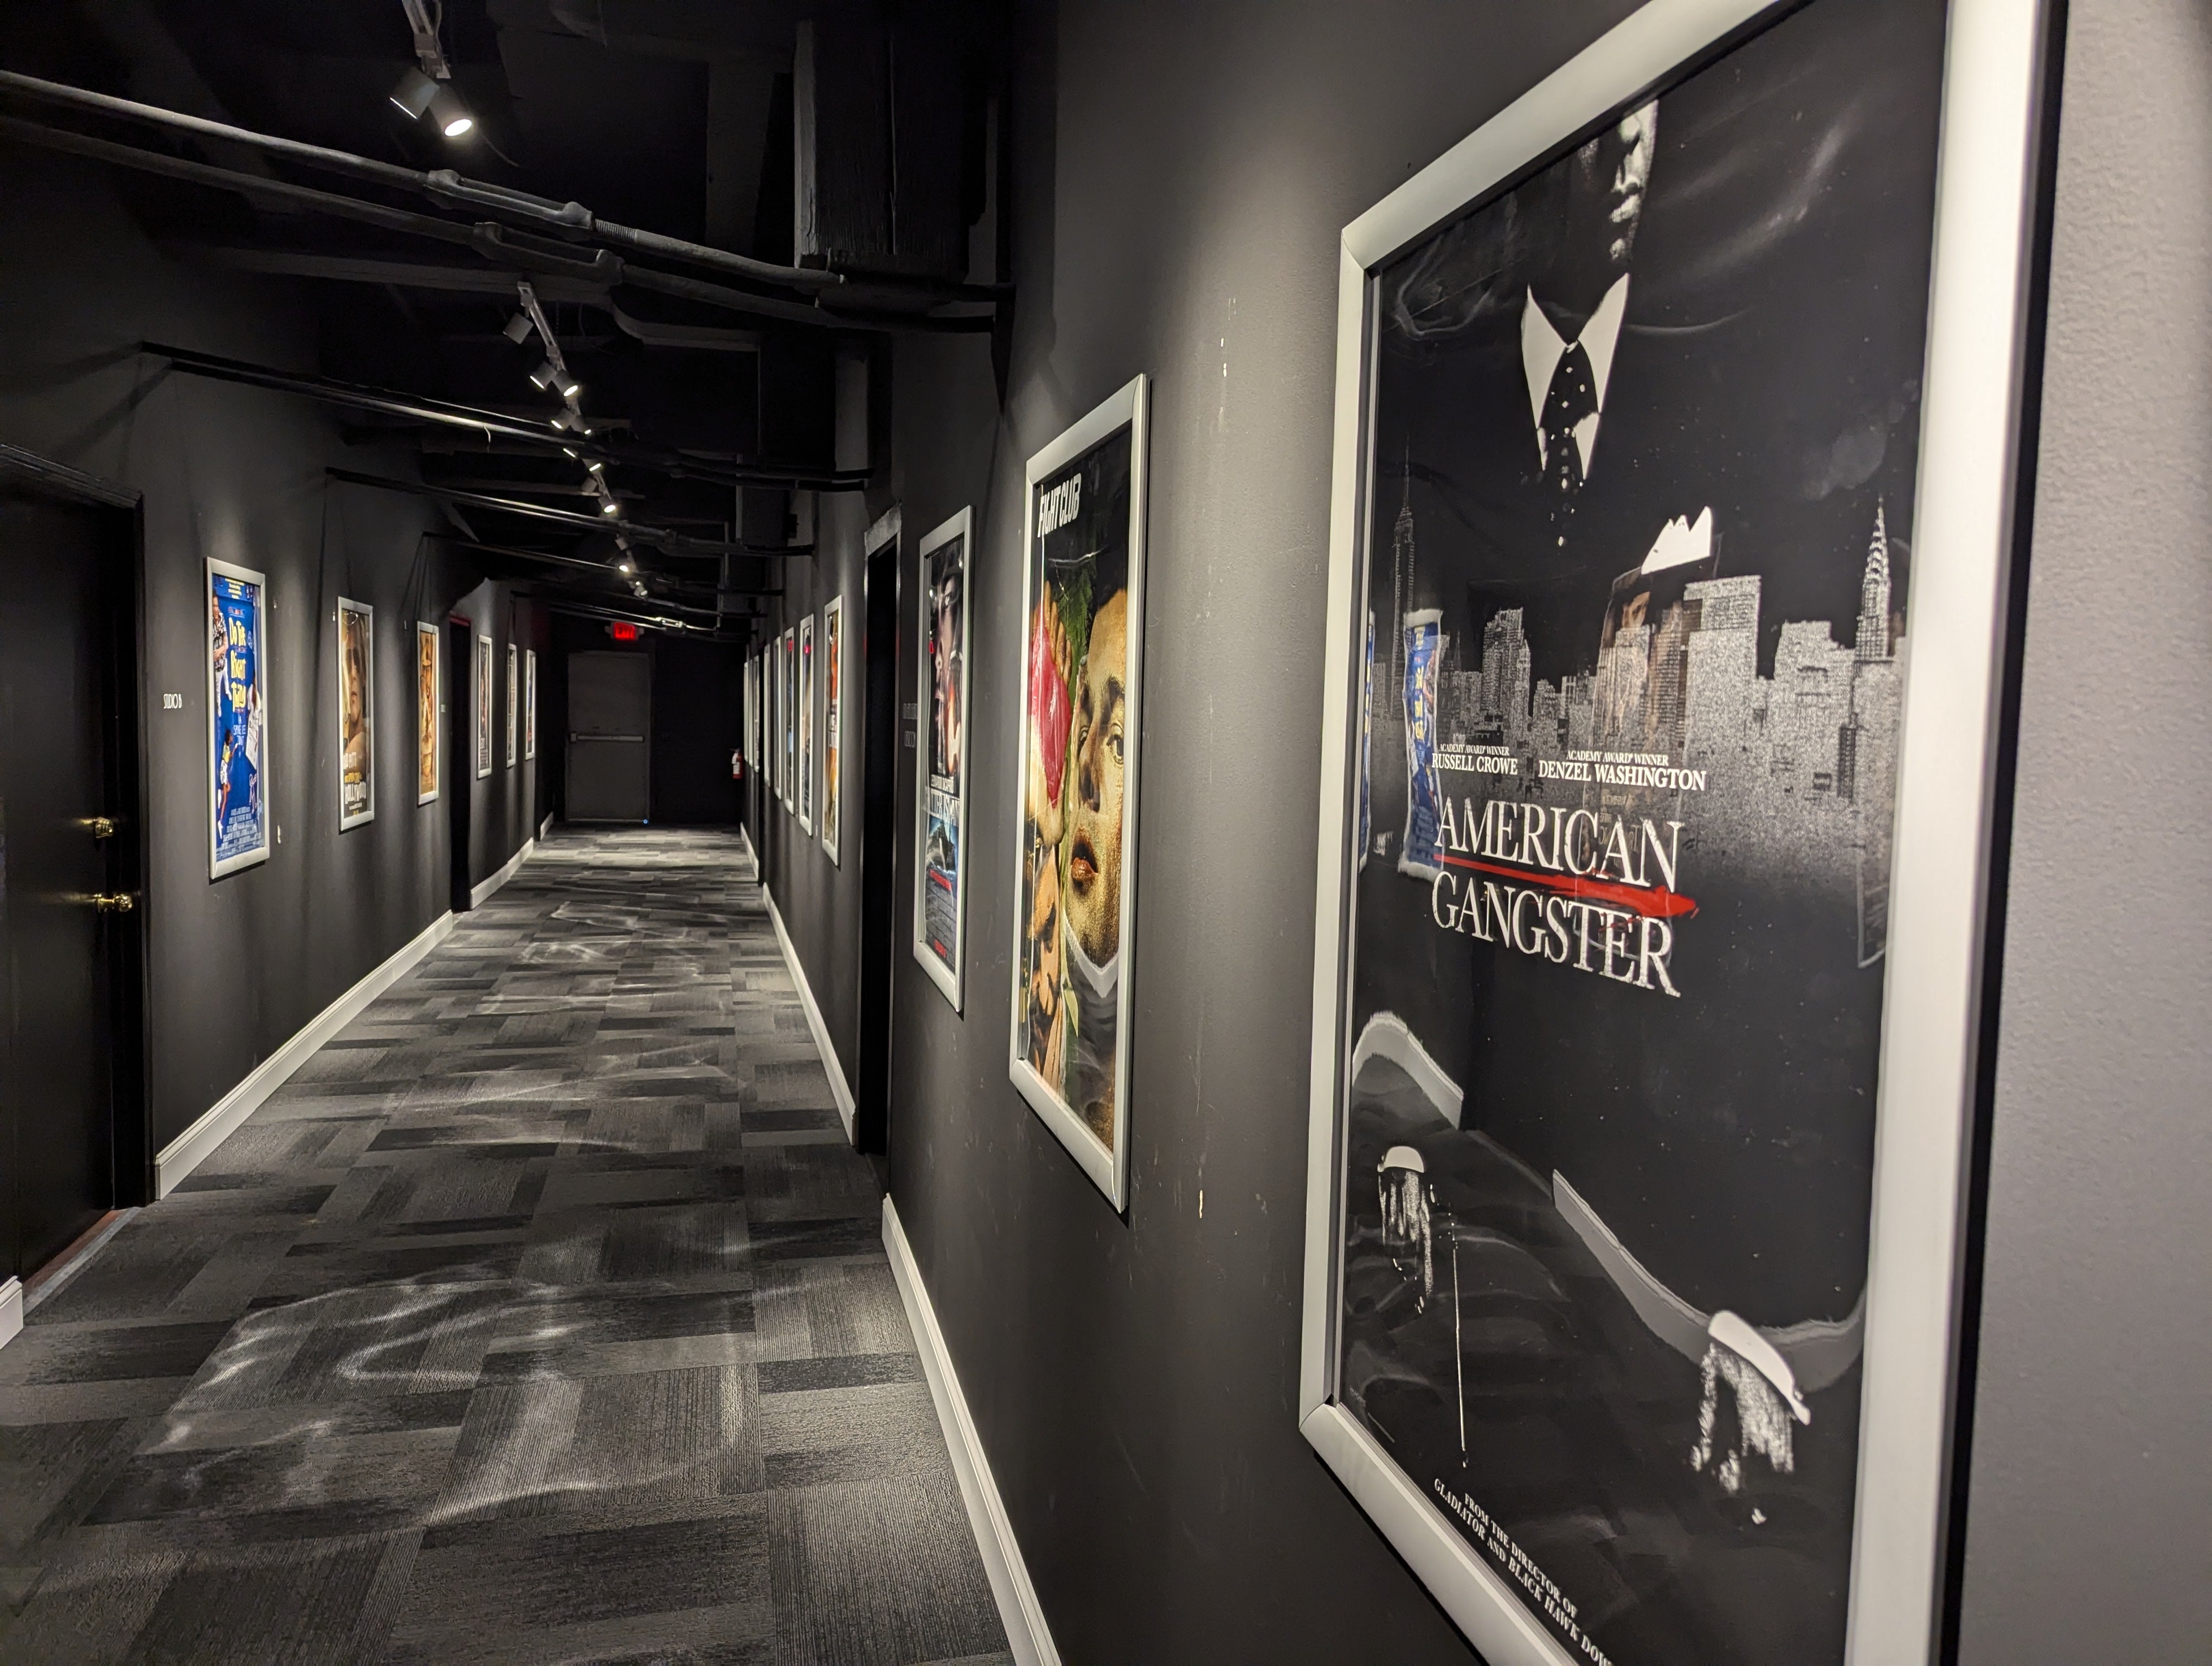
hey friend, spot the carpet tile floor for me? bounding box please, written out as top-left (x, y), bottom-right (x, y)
top-left (0, 828), bottom-right (1009, 1666)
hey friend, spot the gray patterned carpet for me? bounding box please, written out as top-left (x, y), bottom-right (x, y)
top-left (0, 828), bottom-right (1009, 1666)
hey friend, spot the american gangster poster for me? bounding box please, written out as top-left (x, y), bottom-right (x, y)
top-left (337, 598), bottom-right (374, 829)
top-left (916, 520), bottom-right (968, 1002)
top-left (1013, 418), bottom-right (1138, 1171)
top-left (474, 632), bottom-right (492, 779)
top-left (1334, 2), bottom-right (1942, 1662)
top-left (416, 622), bottom-right (439, 804)
top-left (208, 559), bottom-right (270, 877)
top-left (821, 597), bottom-right (843, 860)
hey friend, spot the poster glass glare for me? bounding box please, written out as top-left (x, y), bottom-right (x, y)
top-left (914, 508), bottom-right (972, 1010)
top-left (821, 596), bottom-right (843, 862)
top-left (416, 621), bottom-right (440, 804)
top-left (798, 613), bottom-right (815, 834)
top-left (475, 632), bottom-right (493, 779)
top-left (1296, 2), bottom-right (2052, 1663)
top-left (1008, 376), bottom-right (1148, 1209)
top-left (207, 558), bottom-right (271, 877)
top-left (337, 597), bottom-right (375, 829)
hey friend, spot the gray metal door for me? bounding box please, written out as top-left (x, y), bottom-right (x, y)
top-left (566, 651), bottom-right (650, 822)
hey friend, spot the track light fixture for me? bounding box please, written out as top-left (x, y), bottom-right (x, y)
top-left (599, 497), bottom-right (622, 516)
top-left (389, 66), bottom-right (474, 140)
top-left (618, 559), bottom-right (634, 574)
top-left (585, 459), bottom-right (605, 475)
top-left (529, 358), bottom-right (558, 391)
top-left (389, 67), bottom-right (438, 119)
top-left (504, 311), bottom-right (533, 344)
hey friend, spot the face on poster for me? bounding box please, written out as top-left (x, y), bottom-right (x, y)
top-left (525, 649), bottom-right (537, 761)
top-left (505, 643), bottom-right (519, 768)
top-left (1321, 3), bottom-right (1949, 1661)
top-left (798, 613), bottom-right (816, 833)
top-left (821, 596), bottom-right (843, 861)
top-left (475, 633), bottom-right (492, 779)
top-left (1009, 378), bottom-right (1147, 1206)
top-left (914, 510), bottom-right (971, 1007)
top-left (208, 559), bottom-right (271, 877)
top-left (337, 598), bottom-right (375, 829)
top-left (416, 623), bottom-right (440, 804)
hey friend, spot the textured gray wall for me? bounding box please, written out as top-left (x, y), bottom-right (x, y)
top-left (1956, 2), bottom-right (2212, 1661)
top-left (0, 153), bottom-right (543, 1157)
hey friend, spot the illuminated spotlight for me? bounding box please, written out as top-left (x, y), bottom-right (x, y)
top-left (426, 84), bottom-right (475, 139)
top-left (556, 371), bottom-right (582, 400)
top-left (390, 67), bottom-right (438, 118)
top-left (503, 311), bottom-right (532, 344)
top-left (585, 459), bottom-right (605, 475)
top-left (617, 559), bottom-right (633, 574)
top-left (599, 497), bottom-right (622, 516)
top-left (560, 446), bottom-right (580, 459)
top-left (529, 359), bottom-right (560, 391)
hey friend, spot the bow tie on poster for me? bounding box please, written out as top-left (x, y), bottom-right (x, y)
top-left (1520, 274), bottom-right (1632, 491)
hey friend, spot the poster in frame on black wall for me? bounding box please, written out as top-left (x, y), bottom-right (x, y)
top-left (798, 612), bottom-right (816, 835)
top-left (1296, 2), bottom-right (2052, 1664)
top-left (505, 642), bottom-right (519, 769)
top-left (914, 508), bottom-right (972, 1011)
top-left (1008, 376), bottom-right (1149, 1212)
top-left (336, 597), bottom-right (374, 830)
top-left (821, 595), bottom-right (843, 863)
top-left (525, 648), bottom-right (537, 761)
top-left (474, 631), bottom-right (493, 780)
top-left (416, 621), bottom-right (440, 805)
top-left (207, 556), bottom-right (271, 878)
top-left (781, 626), bottom-right (797, 811)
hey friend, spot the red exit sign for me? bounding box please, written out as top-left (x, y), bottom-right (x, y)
top-left (608, 620), bottom-right (639, 642)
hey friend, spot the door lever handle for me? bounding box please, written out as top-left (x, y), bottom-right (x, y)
top-left (88, 892), bottom-right (137, 913)
top-left (83, 817), bottom-right (118, 840)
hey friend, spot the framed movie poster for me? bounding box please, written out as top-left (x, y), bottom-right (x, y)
top-left (1009, 376), bottom-right (1149, 1209)
top-left (207, 557), bottom-right (271, 877)
top-left (474, 631), bottom-right (492, 779)
top-left (505, 642), bottom-right (519, 768)
top-left (1297, 3), bottom-right (2052, 1664)
top-left (337, 597), bottom-right (375, 829)
top-left (914, 508), bottom-right (972, 1009)
top-left (801, 612), bottom-right (818, 834)
top-left (782, 626), bottom-right (798, 812)
top-left (416, 621), bottom-right (440, 804)
top-left (821, 595), bottom-right (844, 862)
top-left (524, 649), bottom-right (537, 761)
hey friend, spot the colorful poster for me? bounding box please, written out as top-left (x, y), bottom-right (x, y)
top-left (1009, 377), bottom-right (1148, 1208)
top-left (337, 597), bottom-right (374, 829)
top-left (781, 627), bottom-right (796, 810)
top-left (914, 511), bottom-right (970, 1007)
top-left (416, 622), bottom-right (440, 804)
top-left (474, 632), bottom-right (492, 779)
top-left (505, 642), bottom-right (519, 768)
top-left (524, 649), bottom-right (537, 761)
top-left (821, 596), bottom-right (843, 861)
top-left (1358, 609), bottom-right (1373, 870)
top-left (207, 559), bottom-right (271, 877)
top-left (1322, 3), bottom-right (1945, 1660)
top-left (798, 613), bottom-right (816, 834)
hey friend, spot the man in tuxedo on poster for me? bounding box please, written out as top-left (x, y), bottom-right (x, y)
top-left (1341, 2), bottom-right (1946, 1662)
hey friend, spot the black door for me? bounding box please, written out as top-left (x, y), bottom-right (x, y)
top-left (0, 483), bottom-right (135, 1281)
top-left (853, 535), bottom-right (901, 1151)
top-left (446, 620), bottom-right (474, 913)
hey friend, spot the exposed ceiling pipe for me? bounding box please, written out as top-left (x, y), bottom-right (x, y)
top-left (331, 467), bottom-right (788, 558)
top-left (0, 68), bottom-right (1005, 306)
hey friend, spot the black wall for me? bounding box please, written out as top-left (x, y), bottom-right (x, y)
top-left (0, 152), bottom-right (543, 1164)
top-left (650, 638), bottom-right (746, 826)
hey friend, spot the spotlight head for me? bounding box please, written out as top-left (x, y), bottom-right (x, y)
top-left (585, 459), bottom-right (605, 475)
top-left (599, 498), bottom-right (622, 516)
top-left (426, 83), bottom-right (475, 139)
top-left (557, 374), bottom-right (582, 401)
top-left (390, 67), bottom-right (439, 119)
top-left (529, 359), bottom-right (559, 392)
top-left (502, 310), bottom-right (532, 344)
top-left (617, 559), bottom-right (633, 574)
top-left (561, 446), bottom-right (580, 459)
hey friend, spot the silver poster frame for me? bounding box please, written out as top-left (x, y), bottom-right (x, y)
top-left (206, 556), bottom-right (272, 879)
top-left (415, 621), bottom-right (440, 806)
top-left (336, 596), bottom-right (375, 830)
top-left (1006, 375), bottom-right (1149, 1212)
top-left (474, 631), bottom-right (493, 780)
top-left (798, 612), bottom-right (816, 836)
top-left (504, 642), bottom-right (518, 769)
top-left (524, 648), bottom-right (537, 762)
top-left (912, 507), bottom-right (974, 1011)
top-left (821, 593), bottom-right (844, 863)
top-left (1295, 1), bottom-right (2053, 1661)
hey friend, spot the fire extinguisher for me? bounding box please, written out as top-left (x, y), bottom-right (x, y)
top-left (731, 748), bottom-right (743, 780)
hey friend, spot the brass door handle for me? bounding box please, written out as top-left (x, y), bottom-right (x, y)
top-left (83, 817), bottom-right (117, 840)
top-left (89, 892), bottom-right (136, 913)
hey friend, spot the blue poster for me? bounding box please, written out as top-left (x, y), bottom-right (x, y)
top-left (1397, 608), bottom-right (1443, 878)
top-left (209, 562), bottom-right (269, 876)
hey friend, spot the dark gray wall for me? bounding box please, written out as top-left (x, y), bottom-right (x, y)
top-left (0, 152), bottom-right (541, 1158)
top-left (880, 3), bottom-right (1645, 1661)
top-left (1955, 1), bottom-right (2212, 1660)
top-left (450, 580), bottom-right (549, 891)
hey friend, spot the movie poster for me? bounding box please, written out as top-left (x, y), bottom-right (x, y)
top-left (1010, 379), bottom-right (1147, 1204)
top-left (525, 649), bottom-right (537, 761)
top-left (1332, 3), bottom-right (1941, 1662)
top-left (799, 613), bottom-right (816, 834)
top-left (208, 559), bottom-right (270, 877)
top-left (914, 512), bottom-right (970, 1007)
top-left (505, 643), bottom-right (519, 768)
top-left (337, 597), bottom-right (374, 829)
top-left (474, 632), bottom-right (492, 779)
top-left (821, 596), bottom-right (843, 861)
top-left (781, 626), bottom-right (796, 811)
top-left (416, 622), bottom-right (439, 804)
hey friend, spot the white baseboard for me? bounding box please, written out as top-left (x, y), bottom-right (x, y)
top-left (471, 836), bottom-right (537, 908)
top-left (762, 887), bottom-right (856, 1142)
top-left (539, 811), bottom-right (554, 840)
top-left (883, 1198), bottom-right (1060, 1666)
top-left (0, 1277), bottom-right (20, 1353)
top-left (155, 909), bottom-right (457, 1196)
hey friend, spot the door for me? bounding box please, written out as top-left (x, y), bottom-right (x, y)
top-left (567, 651), bottom-right (651, 822)
top-left (0, 482), bottom-right (134, 1281)
top-left (446, 620), bottom-right (474, 912)
top-left (853, 534), bottom-right (901, 1151)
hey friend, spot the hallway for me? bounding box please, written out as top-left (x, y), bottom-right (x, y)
top-left (0, 830), bottom-right (1007, 1665)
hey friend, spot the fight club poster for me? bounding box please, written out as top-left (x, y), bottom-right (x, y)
top-left (1307, 0), bottom-right (1988, 1661)
top-left (914, 509), bottom-right (972, 1010)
